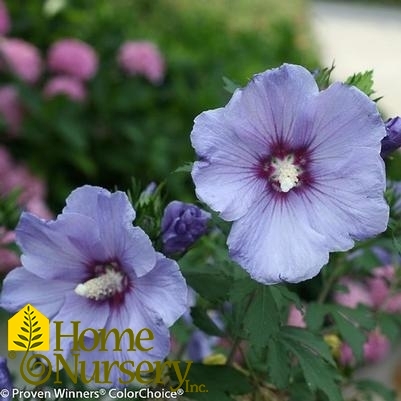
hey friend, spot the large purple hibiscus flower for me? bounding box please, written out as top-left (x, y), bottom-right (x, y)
top-left (191, 64), bottom-right (389, 284)
top-left (0, 185), bottom-right (187, 385)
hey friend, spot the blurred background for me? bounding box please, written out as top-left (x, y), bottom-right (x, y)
top-left (1, 0), bottom-right (401, 397)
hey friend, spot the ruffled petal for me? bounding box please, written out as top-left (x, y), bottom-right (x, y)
top-left (63, 185), bottom-right (156, 275)
top-left (0, 267), bottom-right (75, 318)
top-left (304, 149), bottom-right (388, 245)
top-left (225, 64), bottom-right (319, 147)
top-left (305, 82), bottom-right (386, 154)
top-left (131, 253), bottom-right (188, 326)
top-left (16, 212), bottom-right (105, 281)
top-left (191, 109), bottom-right (264, 221)
top-left (227, 192), bottom-right (329, 284)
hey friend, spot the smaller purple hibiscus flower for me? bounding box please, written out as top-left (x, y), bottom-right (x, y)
top-left (161, 201), bottom-right (211, 255)
top-left (381, 117), bottom-right (401, 158)
top-left (0, 185), bottom-right (188, 387)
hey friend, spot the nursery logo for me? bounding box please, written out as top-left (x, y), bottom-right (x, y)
top-left (7, 304), bottom-right (206, 394)
top-left (8, 304), bottom-right (49, 351)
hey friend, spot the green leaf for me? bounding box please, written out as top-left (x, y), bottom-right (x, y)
top-left (281, 326), bottom-right (335, 365)
top-left (270, 285), bottom-right (301, 314)
top-left (170, 363), bottom-right (251, 401)
top-left (331, 309), bottom-right (366, 361)
top-left (314, 63), bottom-right (335, 90)
top-left (267, 336), bottom-right (290, 389)
top-left (184, 270), bottom-right (233, 303)
top-left (21, 327), bottom-right (29, 333)
top-left (13, 341), bottom-right (27, 349)
top-left (32, 327), bottom-right (40, 333)
top-left (18, 334), bottom-right (29, 342)
top-left (305, 303), bottom-right (327, 332)
top-left (243, 285), bottom-right (280, 349)
top-left (283, 339), bottom-right (343, 401)
top-left (377, 313), bottom-right (401, 343)
top-left (222, 76), bottom-right (240, 94)
top-left (191, 306), bottom-right (224, 337)
top-left (30, 342), bottom-right (43, 349)
top-left (355, 379), bottom-right (396, 401)
top-left (345, 70), bottom-right (375, 97)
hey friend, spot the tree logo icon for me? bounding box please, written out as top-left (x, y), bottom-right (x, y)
top-left (8, 304), bottom-right (49, 351)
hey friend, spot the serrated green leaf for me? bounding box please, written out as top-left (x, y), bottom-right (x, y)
top-left (305, 303), bottom-right (327, 332)
top-left (345, 70), bottom-right (374, 97)
top-left (184, 271), bottom-right (233, 303)
top-left (355, 379), bottom-right (396, 401)
top-left (191, 306), bottom-right (224, 337)
top-left (267, 337), bottom-right (290, 389)
top-left (314, 63), bottom-right (336, 90)
top-left (377, 313), bottom-right (401, 343)
top-left (281, 326), bottom-right (335, 365)
top-left (30, 341), bottom-right (43, 349)
top-left (270, 285), bottom-right (301, 315)
top-left (13, 341), bottom-right (27, 349)
top-left (331, 310), bottom-right (366, 361)
top-left (283, 339), bottom-right (343, 401)
top-left (243, 285), bottom-right (280, 349)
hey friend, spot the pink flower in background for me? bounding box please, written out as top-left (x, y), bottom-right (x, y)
top-left (0, 38), bottom-right (42, 84)
top-left (47, 39), bottom-right (98, 81)
top-left (339, 342), bottom-right (354, 367)
top-left (117, 40), bottom-right (165, 84)
top-left (43, 75), bottom-right (86, 102)
top-left (333, 277), bottom-right (373, 309)
top-left (0, 229), bottom-right (19, 273)
top-left (0, 85), bottom-right (23, 135)
top-left (0, 146), bottom-right (51, 271)
top-left (287, 304), bottom-right (306, 328)
top-left (0, 0), bottom-right (10, 35)
top-left (0, 146), bottom-right (51, 219)
top-left (363, 329), bottom-right (391, 363)
top-left (339, 329), bottom-right (391, 366)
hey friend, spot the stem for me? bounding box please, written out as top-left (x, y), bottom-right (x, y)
top-left (317, 256), bottom-right (348, 304)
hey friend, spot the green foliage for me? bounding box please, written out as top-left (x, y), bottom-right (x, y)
top-left (3, 0), bottom-right (318, 210)
top-left (169, 363), bottom-right (251, 401)
top-left (345, 70), bottom-right (375, 97)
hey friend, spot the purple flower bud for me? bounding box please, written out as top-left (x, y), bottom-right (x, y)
top-left (381, 117), bottom-right (401, 158)
top-left (0, 357), bottom-right (12, 401)
top-left (161, 201), bottom-right (211, 254)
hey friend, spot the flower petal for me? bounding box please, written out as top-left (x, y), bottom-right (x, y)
top-left (227, 192), bottom-right (329, 284)
top-left (46, 292), bottom-right (110, 364)
top-left (16, 212), bottom-right (105, 281)
top-left (63, 185), bottom-right (156, 275)
top-left (225, 64), bottom-right (319, 147)
top-left (131, 253), bottom-right (188, 327)
top-left (305, 82), bottom-right (386, 154)
top-left (0, 267), bottom-right (75, 318)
